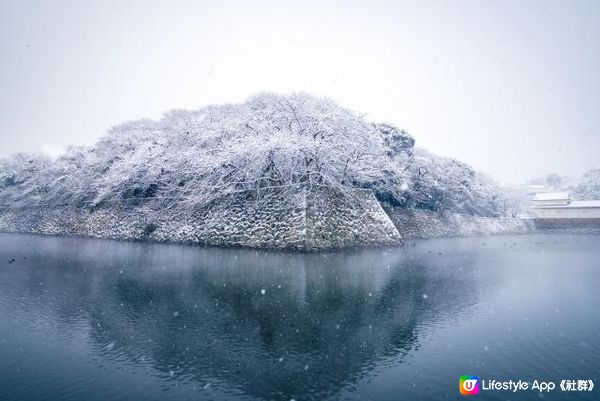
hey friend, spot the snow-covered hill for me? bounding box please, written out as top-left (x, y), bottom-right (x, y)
top-left (0, 94), bottom-right (521, 248)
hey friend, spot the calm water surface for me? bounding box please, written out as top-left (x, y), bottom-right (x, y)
top-left (0, 233), bottom-right (598, 401)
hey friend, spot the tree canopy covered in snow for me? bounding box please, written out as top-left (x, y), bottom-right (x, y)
top-left (573, 168), bottom-right (600, 200)
top-left (0, 93), bottom-right (513, 217)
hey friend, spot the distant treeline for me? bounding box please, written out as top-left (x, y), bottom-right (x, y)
top-left (528, 170), bottom-right (600, 200)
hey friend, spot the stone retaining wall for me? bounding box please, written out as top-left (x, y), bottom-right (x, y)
top-left (0, 187), bottom-right (540, 249)
top-left (0, 187), bottom-right (401, 250)
top-left (384, 206), bottom-right (533, 239)
top-left (532, 218), bottom-right (600, 234)
top-left (305, 188), bottom-right (401, 249)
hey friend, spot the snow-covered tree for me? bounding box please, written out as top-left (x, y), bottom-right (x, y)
top-left (573, 168), bottom-right (600, 199)
top-left (0, 93), bottom-right (512, 217)
top-left (398, 149), bottom-right (511, 216)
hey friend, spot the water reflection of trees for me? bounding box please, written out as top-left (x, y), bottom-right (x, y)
top-left (0, 236), bottom-right (481, 400)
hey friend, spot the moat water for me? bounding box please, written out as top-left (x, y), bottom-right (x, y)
top-left (0, 233), bottom-right (598, 400)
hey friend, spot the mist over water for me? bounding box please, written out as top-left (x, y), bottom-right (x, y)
top-left (0, 233), bottom-right (598, 400)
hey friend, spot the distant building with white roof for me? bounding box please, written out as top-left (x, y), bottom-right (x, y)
top-left (532, 192), bottom-right (570, 207)
top-left (530, 192), bottom-right (600, 221)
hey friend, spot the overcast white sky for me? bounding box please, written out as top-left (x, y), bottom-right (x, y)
top-left (0, 0), bottom-right (598, 183)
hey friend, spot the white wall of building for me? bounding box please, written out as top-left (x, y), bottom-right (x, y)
top-left (531, 207), bottom-right (600, 219)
